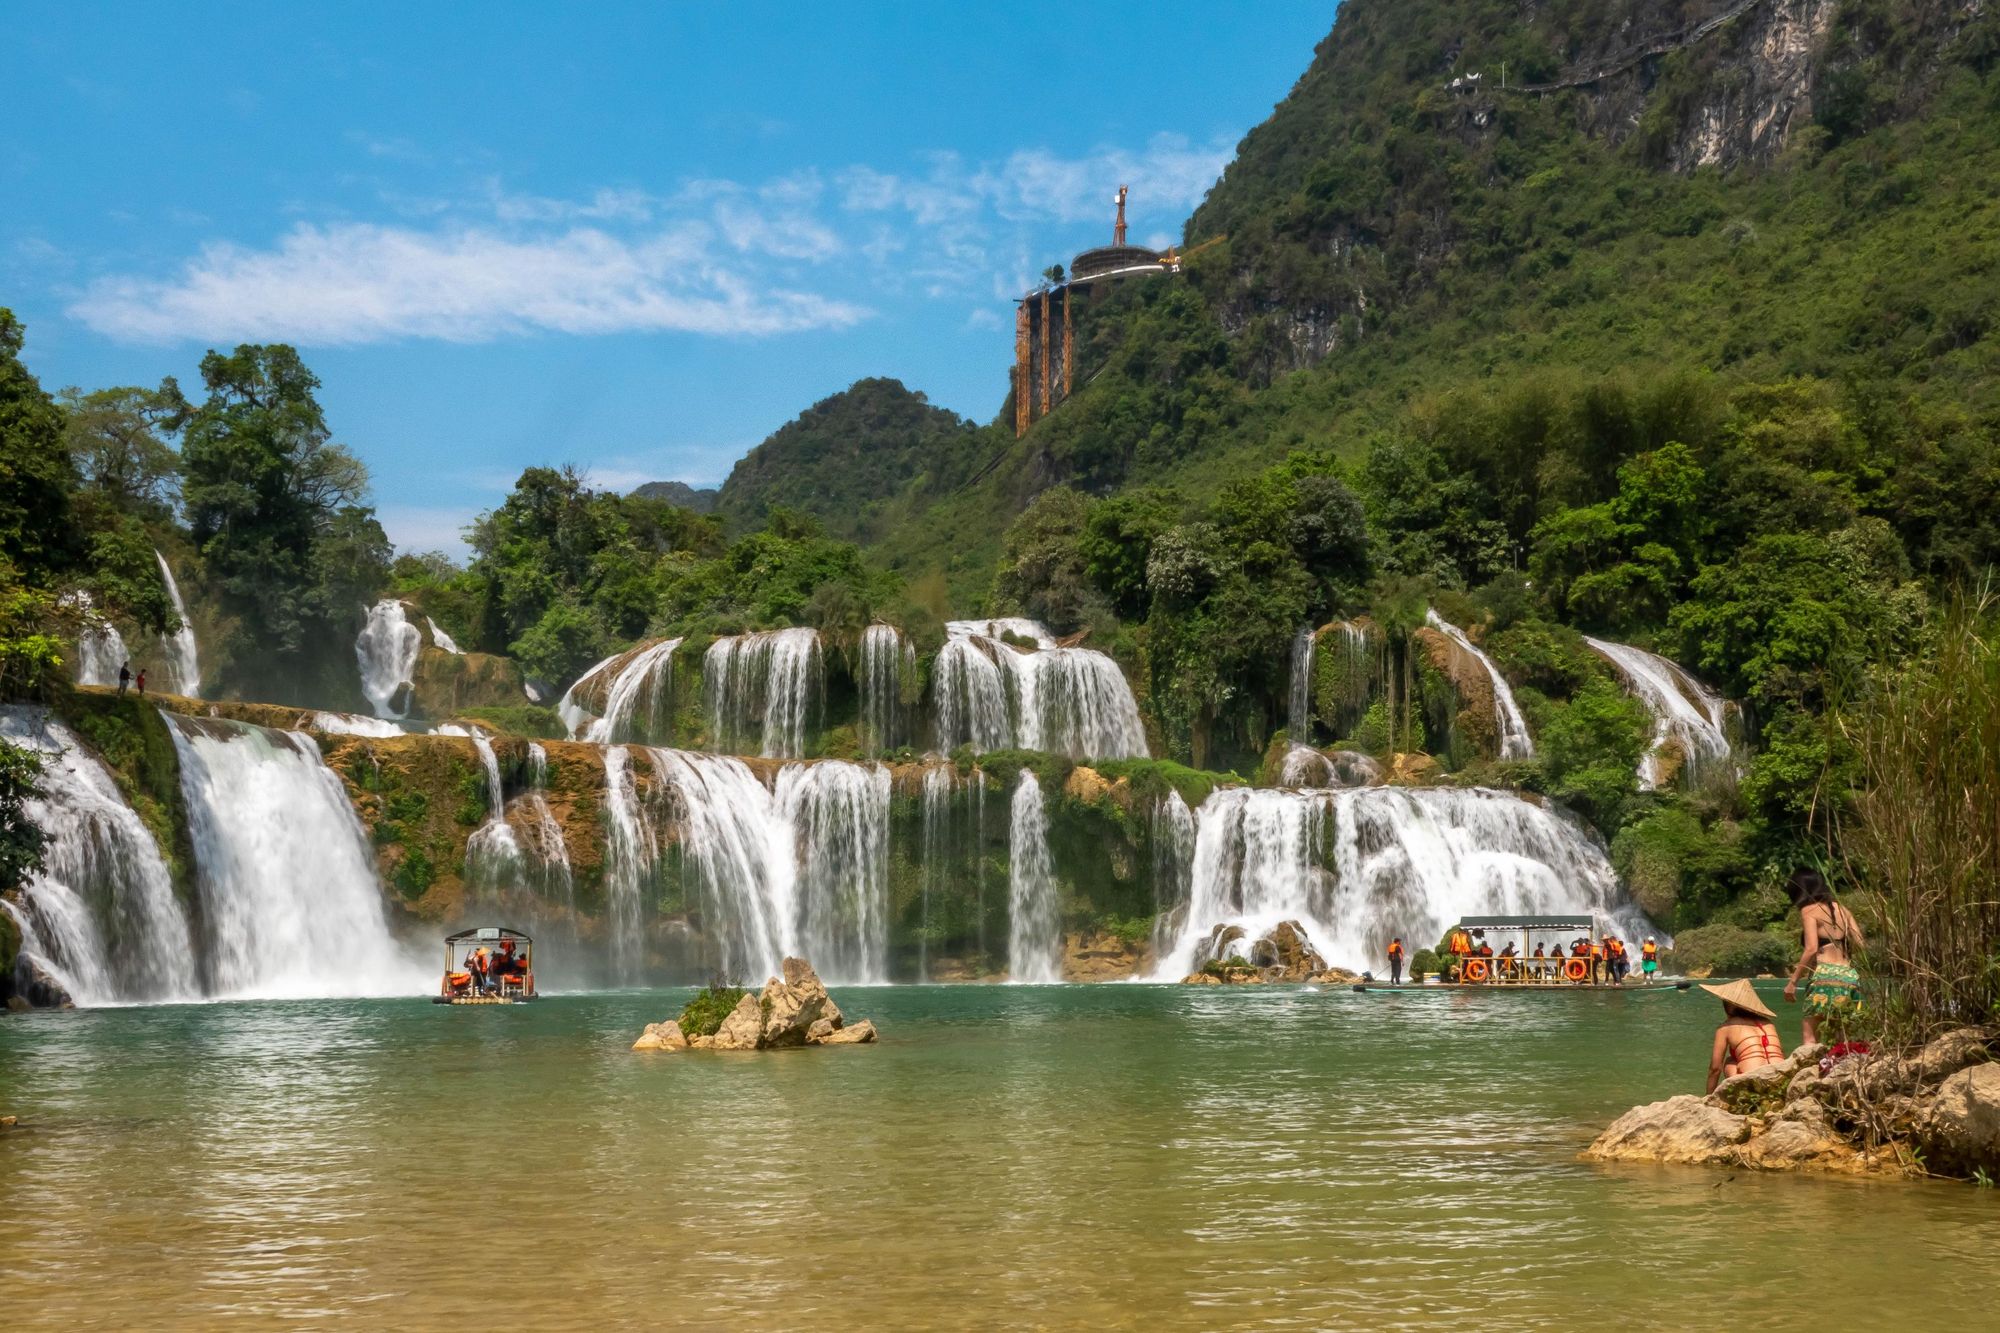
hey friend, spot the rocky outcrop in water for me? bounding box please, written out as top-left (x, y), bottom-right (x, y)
top-left (633, 959), bottom-right (878, 1051)
top-left (1586, 1028), bottom-right (2000, 1179)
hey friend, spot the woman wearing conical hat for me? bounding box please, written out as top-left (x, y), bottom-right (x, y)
top-left (1702, 979), bottom-right (1784, 1093)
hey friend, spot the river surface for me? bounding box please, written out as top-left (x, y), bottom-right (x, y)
top-left (1, 983), bottom-right (1992, 1330)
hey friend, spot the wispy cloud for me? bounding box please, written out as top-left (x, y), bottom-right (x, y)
top-left (69, 221), bottom-right (868, 344)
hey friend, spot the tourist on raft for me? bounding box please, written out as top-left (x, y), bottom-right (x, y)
top-left (1386, 937), bottom-right (1404, 985)
top-left (1702, 979), bottom-right (1785, 1092)
top-left (1783, 869), bottom-right (1865, 1046)
top-left (1641, 937), bottom-right (1659, 978)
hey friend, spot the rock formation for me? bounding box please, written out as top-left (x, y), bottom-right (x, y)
top-left (632, 957), bottom-right (878, 1052)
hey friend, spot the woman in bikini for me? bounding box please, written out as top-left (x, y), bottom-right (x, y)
top-left (1782, 869), bottom-right (1865, 1046)
top-left (1701, 979), bottom-right (1785, 1093)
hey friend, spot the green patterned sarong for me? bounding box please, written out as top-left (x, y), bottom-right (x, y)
top-left (1806, 961), bottom-right (1862, 1019)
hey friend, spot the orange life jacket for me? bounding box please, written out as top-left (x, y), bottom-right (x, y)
top-left (1642, 942), bottom-right (1658, 960)
top-left (1387, 941), bottom-right (1404, 959)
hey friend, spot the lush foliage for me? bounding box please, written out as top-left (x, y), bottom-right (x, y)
top-left (677, 985), bottom-right (749, 1037)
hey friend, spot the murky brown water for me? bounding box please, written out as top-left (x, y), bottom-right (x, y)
top-left (1, 983), bottom-right (1992, 1330)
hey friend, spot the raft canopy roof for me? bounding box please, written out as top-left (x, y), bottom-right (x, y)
top-left (1456, 915), bottom-right (1595, 932)
top-left (445, 926), bottom-right (533, 944)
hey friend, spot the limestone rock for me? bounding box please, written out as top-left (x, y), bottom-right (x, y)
top-left (760, 958), bottom-right (835, 1047)
top-left (1306, 968), bottom-right (1362, 985)
top-left (1387, 752), bottom-right (1442, 786)
top-left (1585, 1095), bottom-right (1750, 1165)
top-left (1920, 1063), bottom-right (2000, 1175)
top-left (709, 993), bottom-right (766, 1050)
top-left (1709, 1063), bottom-right (1792, 1114)
top-left (1181, 971), bottom-right (1223, 986)
top-left (1062, 930), bottom-right (1148, 982)
top-left (1739, 1117), bottom-right (1854, 1170)
top-left (631, 1019), bottom-right (688, 1052)
top-left (812, 1018), bottom-right (877, 1045)
top-left (806, 1017), bottom-right (836, 1042)
top-left (1916, 1028), bottom-right (1994, 1084)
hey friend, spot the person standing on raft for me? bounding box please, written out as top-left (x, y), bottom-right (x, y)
top-left (1783, 869), bottom-right (1865, 1046)
top-left (1702, 979), bottom-right (1785, 1093)
top-left (1386, 937), bottom-right (1405, 985)
top-left (1641, 937), bottom-right (1659, 978)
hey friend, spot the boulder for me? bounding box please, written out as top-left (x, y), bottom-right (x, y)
top-left (1916, 1028), bottom-right (1994, 1084)
top-left (1920, 1063), bottom-right (2000, 1175)
top-left (806, 1017), bottom-right (836, 1042)
top-left (759, 958), bottom-right (837, 1047)
top-left (1387, 752), bottom-right (1441, 786)
top-left (631, 1019), bottom-right (688, 1052)
top-left (1739, 1118), bottom-right (1855, 1171)
top-left (709, 993), bottom-right (766, 1051)
top-left (1306, 968), bottom-right (1362, 985)
top-left (1709, 1063), bottom-right (1793, 1115)
top-left (1584, 1095), bottom-right (1751, 1165)
top-left (811, 1018), bottom-right (877, 1045)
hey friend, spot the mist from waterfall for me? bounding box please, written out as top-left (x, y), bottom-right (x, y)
top-left (1584, 637), bottom-right (1733, 789)
top-left (0, 707), bottom-right (196, 1005)
top-left (1007, 770), bottom-right (1061, 982)
top-left (356, 599), bottom-right (422, 719)
top-left (1425, 611), bottom-right (1535, 759)
top-left (76, 621), bottom-right (128, 688)
top-left (705, 627), bottom-right (822, 758)
top-left (169, 715), bottom-right (426, 998)
top-left (154, 550), bottom-right (201, 696)
top-left (1149, 785), bottom-right (1651, 980)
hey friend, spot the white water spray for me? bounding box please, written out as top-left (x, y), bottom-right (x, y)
top-left (1584, 637), bottom-right (1733, 789)
top-left (860, 623), bottom-right (916, 755)
top-left (776, 761), bottom-right (892, 983)
top-left (356, 599), bottom-right (423, 719)
top-left (1425, 611), bottom-right (1534, 759)
top-left (934, 619), bottom-right (1148, 760)
top-left (704, 628), bottom-right (822, 758)
top-left (1007, 770), bottom-right (1061, 982)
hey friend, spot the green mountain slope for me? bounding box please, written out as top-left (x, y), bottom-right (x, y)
top-left (871, 0), bottom-right (2000, 592)
top-left (712, 377), bottom-right (987, 543)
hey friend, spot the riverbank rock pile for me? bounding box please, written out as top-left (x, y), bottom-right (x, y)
top-left (1585, 1027), bottom-right (2000, 1179)
top-left (632, 958), bottom-right (878, 1052)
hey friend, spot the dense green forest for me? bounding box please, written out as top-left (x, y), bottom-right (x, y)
top-left (6, 0), bottom-right (2000, 971)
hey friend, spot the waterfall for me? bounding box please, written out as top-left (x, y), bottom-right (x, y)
top-left (860, 623), bottom-right (916, 755)
top-left (426, 617), bottom-right (463, 655)
top-left (154, 550), bottom-right (201, 696)
top-left (564, 639), bottom-right (682, 744)
top-left (704, 627), bottom-right (822, 758)
top-left (1288, 624), bottom-right (1316, 739)
top-left (972, 769), bottom-right (989, 962)
top-left (918, 763), bottom-right (955, 980)
top-left (1007, 770), bottom-right (1061, 982)
top-left (356, 599), bottom-right (422, 719)
top-left (310, 711), bottom-right (408, 738)
top-left (1149, 786), bottom-right (1652, 980)
top-left (1425, 611), bottom-right (1534, 759)
top-left (934, 619), bottom-right (1149, 760)
top-left (463, 729), bottom-right (523, 886)
top-left (522, 744), bottom-right (573, 905)
top-left (169, 715), bottom-right (425, 998)
top-left (599, 746), bottom-right (658, 984)
top-left (775, 761), bottom-right (892, 983)
top-left (644, 749), bottom-right (799, 983)
top-left (1584, 637), bottom-right (1734, 789)
top-left (76, 622), bottom-right (128, 688)
top-left (1281, 745), bottom-right (1336, 788)
top-left (0, 707), bottom-right (196, 1005)
top-left (1150, 790), bottom-right (1197, 961)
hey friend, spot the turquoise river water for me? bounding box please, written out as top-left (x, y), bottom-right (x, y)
top-left (1, 982), bottom-right (1993, 1330)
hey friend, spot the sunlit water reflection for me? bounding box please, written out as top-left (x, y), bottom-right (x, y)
top-left (2, 984), bottom-right (1993, 1330)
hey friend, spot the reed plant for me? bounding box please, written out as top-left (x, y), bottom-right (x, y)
top-left (1837, 596), bottom-right (2000, 1039)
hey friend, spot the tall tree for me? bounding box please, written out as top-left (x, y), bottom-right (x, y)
top-left (0, 310), bottom-right (81, 583)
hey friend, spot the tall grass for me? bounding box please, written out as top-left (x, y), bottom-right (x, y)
top-left (1837, 598), bottom-right (2000, 1039)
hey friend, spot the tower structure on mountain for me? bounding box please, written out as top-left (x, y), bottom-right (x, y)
top-left (1012, 185), bottom-right (1180, 436)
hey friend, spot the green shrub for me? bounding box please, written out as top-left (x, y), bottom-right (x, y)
top-left (678, 985), bottom-right (748, 1036)
top-left (1667, 924), bottom-right (1793, 977)
top-left (391, 845), bottom-right (436, 900)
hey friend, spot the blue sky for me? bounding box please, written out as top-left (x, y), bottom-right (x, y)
top-left (6, 2), bottom-right (1336, 555)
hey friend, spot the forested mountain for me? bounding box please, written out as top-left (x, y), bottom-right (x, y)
top-left (712, 377), bottom-right (985, 542)
top-left (628, 480), bottom-right (718, 513)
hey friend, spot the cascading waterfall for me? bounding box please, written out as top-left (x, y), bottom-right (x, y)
top-left (564, 639), bottom-right (682, 744)
top-left (860, 623), bottom-right (916, 755)
top-left (1584, 637), bottom-right (1733, 789)
top-left (934, 618), bottom-right (1149, 760)
top-left (169, 715), bottom-right (425, 998)
top-left (154, 550), bottom-right (201, 696)
top-left (0, 707), bottom-right (196, 1005)
top-left (1288, 624), bottom-right (1316, 739)
top-left (599, 746), bottom-right (658, 984)
top-left (521, 743), bottom-right (574, 910)
top-left (356, 599), bottom-right (423, 719)
top-left (1149, 786), bottom-right (1652, 980)
top-left (644, 748), bottom-right (799, 982)
top-left (704, 627), bottom-right (822, 758)
top-left (426, 617), bottom-right (463, 655)
top-left (1425, 611), bottom-right (1535, 759)
top-left (76, 622), bottom-right (128, 688)
top-left (918, 763), bottom-right (955, 980)
top-left (463, 729), bottom-right (523, 885)
top-left (310, 711), bottom-right (408, 738)
top-left (1007, 770), bottom-right (1061, 982)
top-left (1149, 790), bottom-right (1197, 961)
top-left (775, 761), bottom-right (892, 983)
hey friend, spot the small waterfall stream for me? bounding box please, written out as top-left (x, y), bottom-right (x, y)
top-left (860, 623), bottom-right (916, 755)
top-left (0, 707), bottom-right (196, 1004)
top-left (426, 617), bottom-right (463, 655)
top-left (1007, 770), bottom-right (1061, 982)
top-left (934, 619), bottom-right (1149, 760)
top-left (1584, 637), bottom-right (1733, 789)
top-left (1425, 611), bottom-right (1535, 759)
top-left (169, 715), bottom-right (425, 998)
top-left (1149, 790), bottom-right (1197, 962)
top-left (776, 761), bottom-right (892, 983)
top-left (704, 628), bottom-right (823, 758)
top-left (562, 639), bottom-right (682, 744)
top-left (1288, 624), bottom-right (1316, 739)
top-left (463, 729), bottom-right (524, 886)
top-left (154, 550), bottom-right (201, 696)
top-left (355, 600), bottom-right (423, 719)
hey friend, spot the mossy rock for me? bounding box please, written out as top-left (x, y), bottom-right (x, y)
top-left (410, 648), bottom-right (527, 719)
top-left (678, 985), bottom-right (749, 1037)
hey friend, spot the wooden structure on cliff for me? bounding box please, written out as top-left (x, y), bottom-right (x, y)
top-left (1013, 186), bottom-right (1181, 437)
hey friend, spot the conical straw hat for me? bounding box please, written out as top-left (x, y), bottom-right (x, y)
top-left (1700, 978), bottom-right (1776, 1021)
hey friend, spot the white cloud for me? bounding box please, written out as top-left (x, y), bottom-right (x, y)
top-left (68, 221), bottom-right (869, 344)
top-left (376, 503), bottom-right (477, 558)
